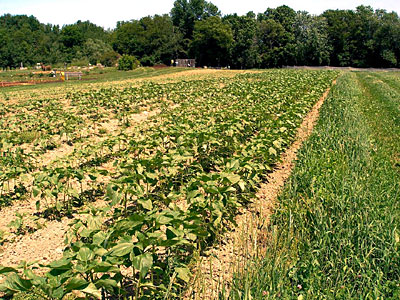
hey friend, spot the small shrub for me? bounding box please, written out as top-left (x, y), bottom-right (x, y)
top-left (140, 55), bottom-right (156, 66)
top-left (118, 55), bottom-right (140, 71)
top-left (100, 51), bottom-right (120, 67)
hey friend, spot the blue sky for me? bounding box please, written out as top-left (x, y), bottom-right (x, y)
top-left (1, 0), bottom-right (399, 29)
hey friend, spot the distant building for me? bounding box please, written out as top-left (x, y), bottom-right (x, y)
top-left (176, 59), bottom-right (196, 68)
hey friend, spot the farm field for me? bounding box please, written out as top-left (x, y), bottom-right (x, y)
top-left (0, 68), bottom-right (339, 299)
top-left (0, 67), bottom-right (190, 88)
top-left (229, 71), bottom-right (400, 299)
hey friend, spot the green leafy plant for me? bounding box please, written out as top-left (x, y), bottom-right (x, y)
top-left (118, 55), bottom-right (140, 71)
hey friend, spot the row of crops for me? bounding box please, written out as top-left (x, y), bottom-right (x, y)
top-left (0, 70), bottom-right (337, 299)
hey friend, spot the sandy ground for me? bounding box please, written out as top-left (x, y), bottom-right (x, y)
top-left (0, 108), bottom-right (161, 268)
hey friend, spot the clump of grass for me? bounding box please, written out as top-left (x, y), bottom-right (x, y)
top-left (98, 128), bottom-right (108, 135)
top-left (17, 130), bottom-right (41, 144)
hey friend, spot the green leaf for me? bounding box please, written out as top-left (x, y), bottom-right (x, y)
top-left (87, 216), bottom-right (102, 231)
top-left (52, 286), bottom-right (65, 299)
top-left (82, 283), bottom-right (101, 299)
top-left (93, 261), bottom-right (120, 273)
top-left (176, 266), bottom-right (191, 283)
top-left (238, 180), bottom-right (246, 192)
top-left (273, 139), bottom-right (282, 149)
top-left (77, 247), bottom-right (94, 262)
top-left (93, 231), bottom-right (106, 246)
top-left (48, 258), bottom-right (72, 270)
top-left (187, 233), bottom-right (197, 241)
top-left (166, 227), bottom-right (183, 239)
top-left (32, 187), bottom-right (41, 197)
top-left (106, 184), bottom-right (121, 206)
top-left (224, 173), bottom-right (241, 184)
top-left (137, 164), bottom-right (144, 175)
top-left (155, 214), bottom-right (173, 225)
top-left (95, 279), bottom-right (118, 291)
top-left (138, 198), bottom-right (153, 210)
top-left (132, 253), bottom-right (153, 278)
top-left (269, 147), bottom-right (277, 156)
top-left (110, 242), bottom-right (133, 257)
top-left (68, 188), bottom-right (79, 198)
top-left (0, 273), bottom-right (32, 293)
top-left (65, 277), bottom-right (88, 291)
top-left (0, 266), bottom-right (17, 274)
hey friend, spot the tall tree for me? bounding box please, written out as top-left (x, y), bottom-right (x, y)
top-left (171, 0), bottom-right (220, 39)
top-left (373, 10), bottom-right (400, 67)
top-left (113, 15), bottom-right (181, 65)
top-left (190, 16), bottom-right (233, 66)
top-left (257, 19), bottom-right (288, 68)
top-left (322, 9), bottom-right (354, 66)
top-left (257, 5), bottom-right (297, 66)
top-left (293, 12), bottom-right (331, 66)
top-left (224, 13), bottom-right (259, 69)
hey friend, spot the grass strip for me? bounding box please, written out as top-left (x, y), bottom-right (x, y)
top-left (230, 72), bottom-right (400, 299)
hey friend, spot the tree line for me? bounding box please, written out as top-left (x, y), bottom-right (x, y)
top-left (1, 1), bottom-right (400, 69)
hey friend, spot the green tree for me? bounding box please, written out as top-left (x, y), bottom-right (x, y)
top-left (261, 5), bottom-right (297, 33)
top-left (257, 19), bottom-right (288, 67)
top-left (293, 12), bottom-right (331, 66)
top-left (139, 15), bottom-right (182, 65)
top-left (322, 9), bottom-right (354, 66)
top-left (351, 6), bottom-right (378, 67)
top-left (190, 16), bottom-right (233, 67)
top-left (113, 15), bottom-right (181, 66)
top-left (373, 10), bottom-right (400, 67)
top-left (60, 25), bottom-right (84, 48)
top-left (100, 50), bottom-right (120, 67)
top-left (224, 13), bottom-right (259, 69)
top-left (0, 28), bottom-right (11, 69)
top-left (171, 0), bottom-right (220, 39)
top-left (257, 5), bottom-right (297, 66)
top-left (83, 38), bottom-right (113, 65)
top-left (113, 21), bottom-right (145, 56)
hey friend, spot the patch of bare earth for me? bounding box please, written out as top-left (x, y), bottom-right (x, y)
top-left (127, 69), bottom-right (262, 85)
top-left (0, 108), bottom-right (162, 269)
top-left (186, 80), bottom-right (337, 300)
top-left (0, 218), bottom-right (69, 267)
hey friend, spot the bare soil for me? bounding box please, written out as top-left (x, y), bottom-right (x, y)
top-left (0, 108), bottom-right (162, 268)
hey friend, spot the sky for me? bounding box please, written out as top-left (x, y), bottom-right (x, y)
top-left (1, 0), bottom-right (400, 29)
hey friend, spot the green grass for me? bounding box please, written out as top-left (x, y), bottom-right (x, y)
top-left (230, 72), bottom-right (400, 299)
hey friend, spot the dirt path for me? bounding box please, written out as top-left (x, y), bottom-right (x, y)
top-left (186, 79), bottom-right (337, 299)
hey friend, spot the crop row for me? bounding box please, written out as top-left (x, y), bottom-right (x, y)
top-left (0, 70), bottom-right (338, 299)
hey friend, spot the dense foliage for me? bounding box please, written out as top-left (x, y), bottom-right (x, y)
top-left (1, 2), bottom-right (400, 68)
top-left (117, 55), bottom-right (140, 71)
